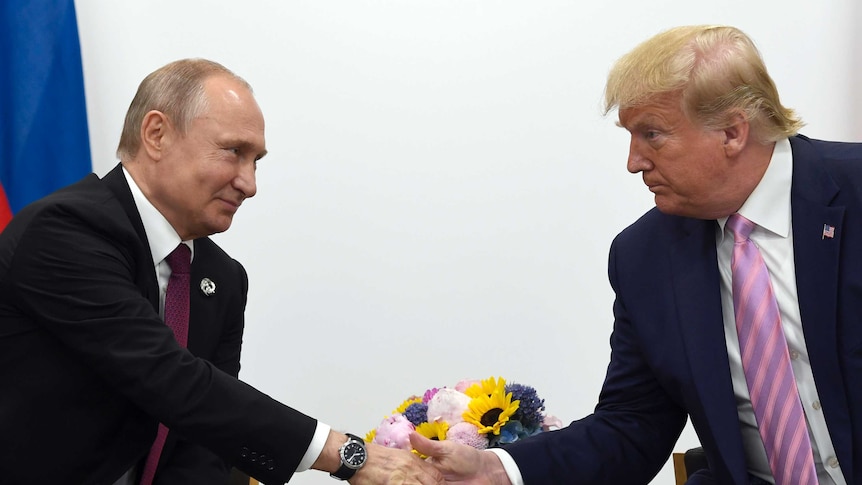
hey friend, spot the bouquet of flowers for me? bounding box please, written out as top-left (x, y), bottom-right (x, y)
top-left (367, 376), bottom-right (561, 453)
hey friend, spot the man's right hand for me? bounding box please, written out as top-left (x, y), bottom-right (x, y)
top-left (349, 440), bottom-right (444, 485)
top-left (409, 432), bottom-right (512, 485)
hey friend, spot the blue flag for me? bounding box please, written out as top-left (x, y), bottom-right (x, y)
top-left (0, 0), bottom-right (92, 229)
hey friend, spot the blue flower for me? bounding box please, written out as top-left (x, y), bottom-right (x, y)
top-left (495, 420), bottom-right (525, 445)
top-left (403, 402), bottom-right (428, 427)
top-left (506, 383), bottom-right (545, 430)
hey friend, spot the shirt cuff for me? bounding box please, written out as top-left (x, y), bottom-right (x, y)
top-left (296, 421), bottom-right (331, 472)
top-left (486, 448), bottom-right (525, 485)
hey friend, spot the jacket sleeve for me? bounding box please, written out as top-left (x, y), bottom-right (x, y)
top-left (504, 237), bottom-right (687, 484)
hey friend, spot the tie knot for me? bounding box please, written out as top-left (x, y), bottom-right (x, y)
top-left (727, 213), bottom-right (755, 242)
top-left (166, 244), bottom-right (191, 275)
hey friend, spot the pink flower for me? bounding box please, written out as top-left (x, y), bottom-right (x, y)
top-left (422, 387), bottom-right (441, 403)
top-left (447, 422), bottom-right (488, 450)
top-left (542, 414), bottom-right (563, 431)
top-left (426, 388), bottom-right (471, 425)
top-left (454, 379), bottom-right (481, 393)
top-left (373, 414), bottom-right (415, 450)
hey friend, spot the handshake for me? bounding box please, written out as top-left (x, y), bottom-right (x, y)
top-left (338, 430), bottom-right (511, 485)
top-left (312, 431), bottom-right (511, 485)
top-left (317, 377), bottom-right (560, 484)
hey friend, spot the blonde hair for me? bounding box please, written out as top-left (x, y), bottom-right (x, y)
top-left (116, 58), bottom-right (252, 161)
top-left (604, 25), bottom-right (803, 143)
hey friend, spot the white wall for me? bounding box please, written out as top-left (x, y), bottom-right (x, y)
top-left (74, 1), bottom-right (860, 484)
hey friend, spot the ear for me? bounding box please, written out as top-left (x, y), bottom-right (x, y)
top-left (140, 110), bottom-right (172, 161)
top-left (721, 110), bottom-right (749, 158)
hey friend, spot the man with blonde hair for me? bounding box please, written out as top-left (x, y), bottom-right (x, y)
top-left (415, 25), bottom-right (860, 485)
top-left (0, 58), bottom-right (444, 485)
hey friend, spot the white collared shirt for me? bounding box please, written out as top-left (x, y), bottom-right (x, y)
top-left (715, 138), bottom-right (845, 484)
top-left (122, 167), bottom-right (193, 313)
top-left (111, 168), bottom-right (193, 485)
top-left (116, 167), bottom-right (329, 481)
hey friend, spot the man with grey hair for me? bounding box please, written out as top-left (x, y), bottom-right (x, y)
top-left (415, 25), bottom-right (860, 485)
top-left (0, 58), bottom-right (444, 485)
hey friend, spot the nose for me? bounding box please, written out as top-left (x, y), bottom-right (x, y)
top-left (626, 137), bottom-right (652, 174)
top-left (233, 160), bottom-right (257, 199)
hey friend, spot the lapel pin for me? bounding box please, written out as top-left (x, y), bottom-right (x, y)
top-left (822, 224), bottom-right (835, 240)
top-left (200, 278), bottom-right (216, 296)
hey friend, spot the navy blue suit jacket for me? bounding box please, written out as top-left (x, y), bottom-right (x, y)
top-left (504, 135), bottom-right (862, 484)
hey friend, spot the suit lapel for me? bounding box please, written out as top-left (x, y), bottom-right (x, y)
top-left (102, 164), bottom-right (159, 310)
top-left (788, 136), bottom-right (853, 477)
top-left (670, 218), bottom-right (750, 484)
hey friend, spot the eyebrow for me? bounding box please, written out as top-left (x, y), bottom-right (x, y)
top-left (618, 115), bottom-right (662, 132)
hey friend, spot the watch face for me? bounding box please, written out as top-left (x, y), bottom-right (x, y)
top-left (341, 441), bottom-right (367, 469)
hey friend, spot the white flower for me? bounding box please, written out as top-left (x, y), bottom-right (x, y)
top-left (426, 388), bottom-right (471, 425)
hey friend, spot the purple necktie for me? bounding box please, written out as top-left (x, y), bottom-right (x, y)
top-left (727, 214), bottom-right (818, 485)
top-left (140, 244), bottom-right (191, 485)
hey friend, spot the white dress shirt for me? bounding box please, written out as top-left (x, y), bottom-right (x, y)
top-left (113, 167), bottom-right (330, 483)
top-left (715, 138), bottom-right (844, 484)
top-left (492, 139), bottom-right (846, 484)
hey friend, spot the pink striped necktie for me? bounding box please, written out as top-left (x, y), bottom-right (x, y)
top-left (140, 243), bottom-right (191, 485)
top-left (727, 214), bottom-right (818, 485)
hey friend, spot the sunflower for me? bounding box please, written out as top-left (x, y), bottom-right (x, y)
top-left (365, 429), bottom-right (377, 443)
top-left (393, 396), bottom-right (423, 414)
top-left (464, 376), bottom-right (507, 398)
top-left (463, 388), bottom-right (520, 435)
top-left (416, 421), bottom-right (449, 441)
top-left (412, 421), bottom-right (450, 458)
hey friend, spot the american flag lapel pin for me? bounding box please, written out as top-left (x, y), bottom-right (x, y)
top-left (822, 224), bottom-right (835, 240)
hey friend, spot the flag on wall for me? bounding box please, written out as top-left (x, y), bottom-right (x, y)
top-left (0, 0), bottom-right (92, 231)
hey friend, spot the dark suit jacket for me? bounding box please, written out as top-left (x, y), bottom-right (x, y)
top-left (0, 164), bottom-right (317, 484)
top-left (504, 135), bottom-right (862, 484)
